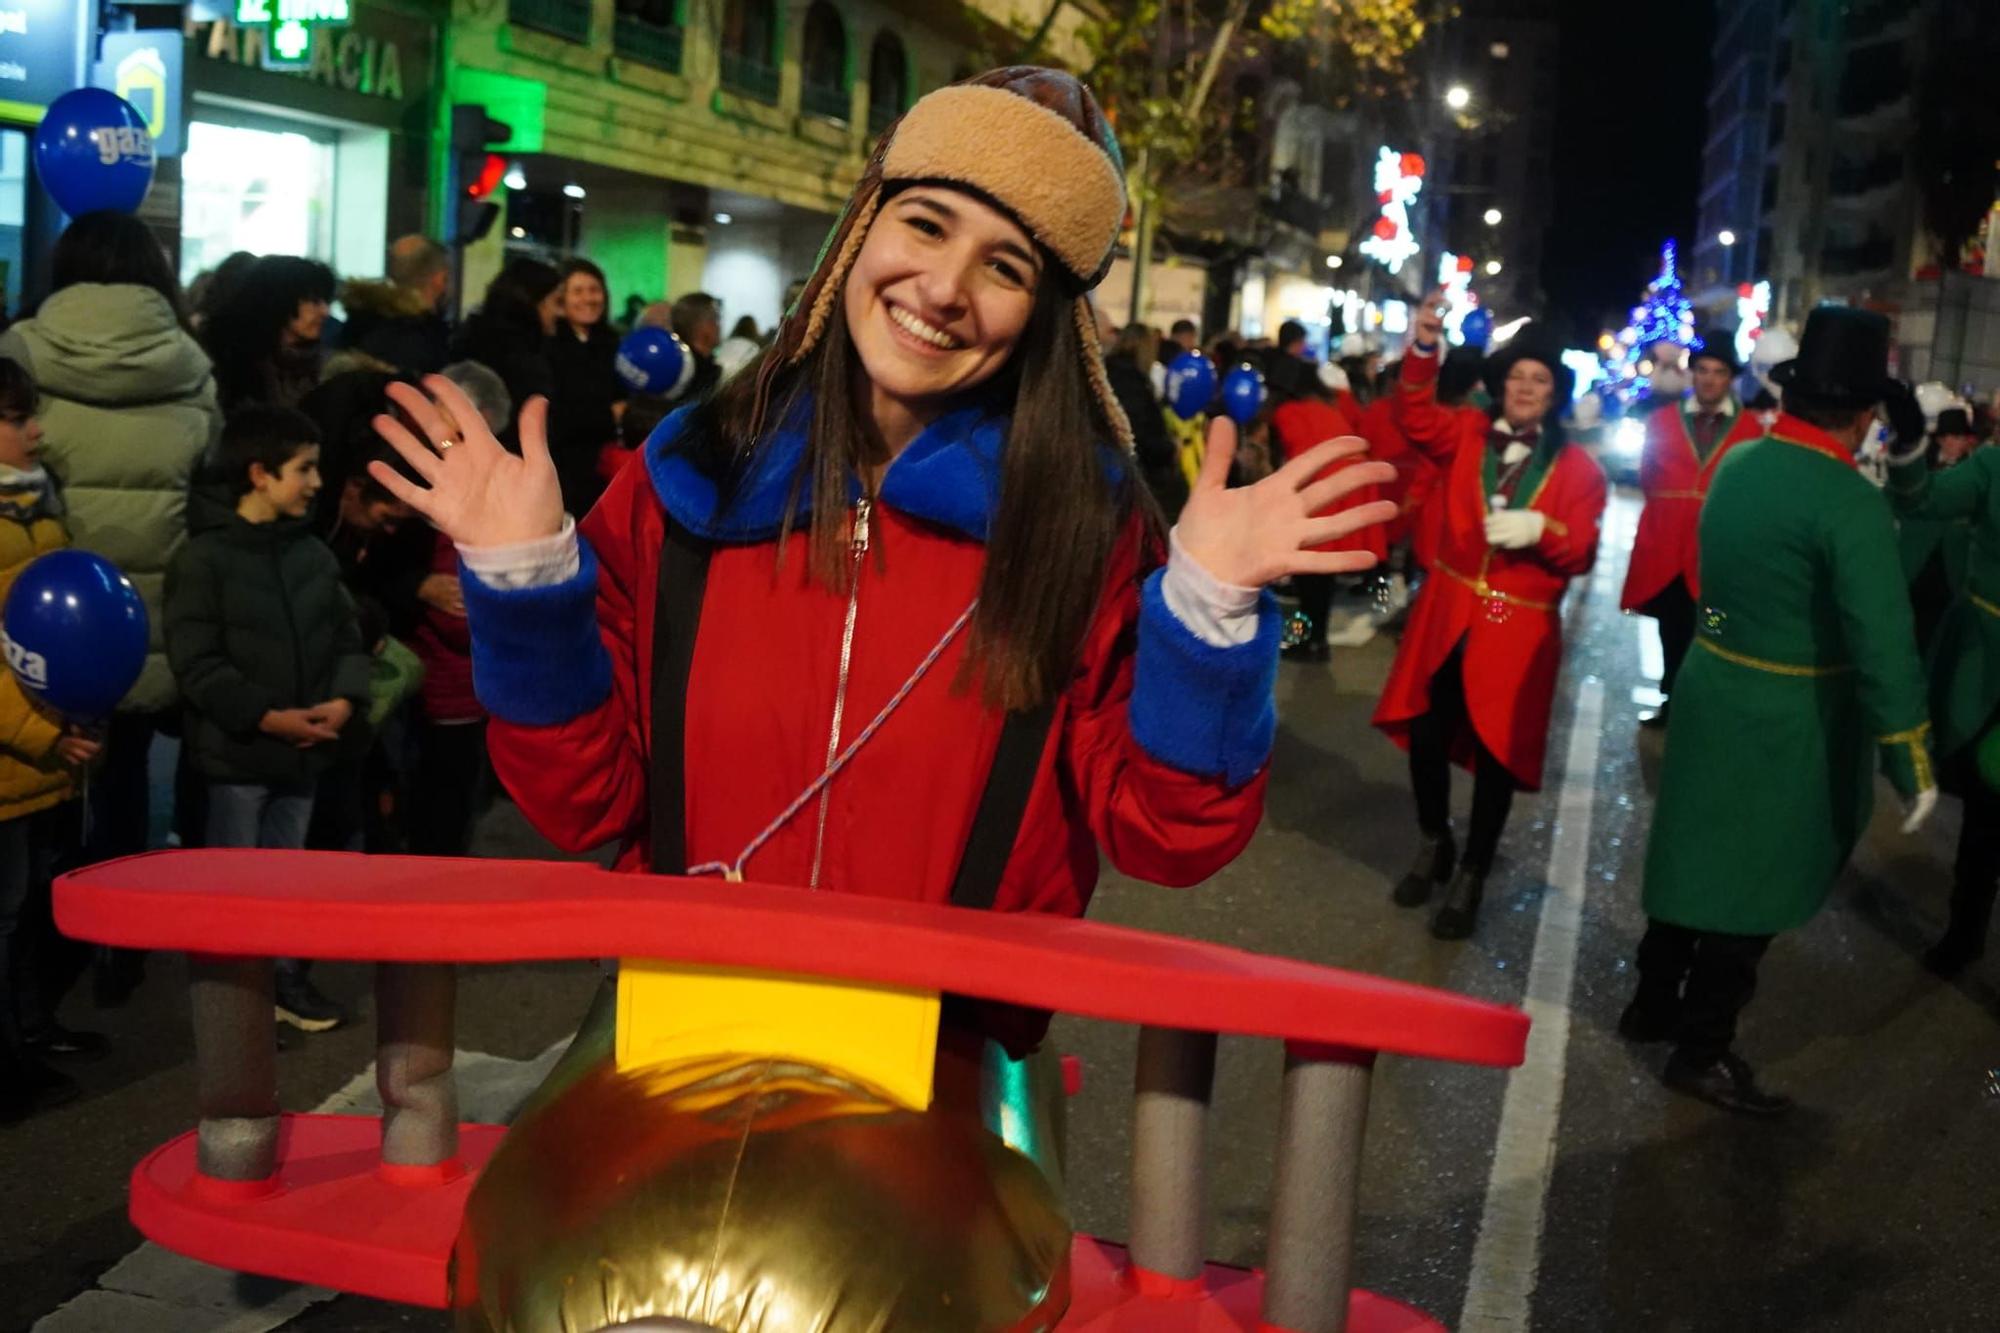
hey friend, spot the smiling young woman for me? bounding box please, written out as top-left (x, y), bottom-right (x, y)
top-left (368, 64), bottom-right (1395, 1332)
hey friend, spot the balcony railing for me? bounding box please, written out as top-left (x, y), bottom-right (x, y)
top-left (511, 0), bottom-right (590, 43)
top-left (720, 50), bottom-right (781, 104)
top-left (614, 15), bottom-right (684, 71)
top-left (801, 80), bottom-right (850, 122)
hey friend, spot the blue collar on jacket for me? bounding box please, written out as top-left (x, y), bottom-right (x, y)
top-left (644, 394), bottom-right (1014, 543)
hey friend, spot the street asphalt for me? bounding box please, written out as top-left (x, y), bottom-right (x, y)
top-left (2, 491), bottom-right (1995, 1332)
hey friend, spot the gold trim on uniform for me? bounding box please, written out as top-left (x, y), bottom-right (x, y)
top-left (1878, 722), bottom-right (1935, 793)
top-left (1970, 591), bottom-right (2000, 621)
top-left (1694, 636), bottom-right (1854, 677)
top-left (1436, 560), bottom-right (1558, 613)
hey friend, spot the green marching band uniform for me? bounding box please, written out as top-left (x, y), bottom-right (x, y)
top-left (1885, 441), bottom-right (2000, 971)
top-left (1885, 444), bottom-right (2000, 763)
top-left (1644, 416), bottom-right (1933, 938)
top-left (1628, 303), bottom-right (1938, 1117)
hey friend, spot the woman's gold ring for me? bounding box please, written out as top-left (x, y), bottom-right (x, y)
top-left (437, 435), bottom-right (459, 451)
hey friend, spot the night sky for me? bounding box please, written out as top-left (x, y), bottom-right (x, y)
top-left (1540, 0), bottom-right (1716, 342)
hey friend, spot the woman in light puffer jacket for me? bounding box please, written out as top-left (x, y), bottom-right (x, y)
top-left (0, 211), bottom-right (221, 891)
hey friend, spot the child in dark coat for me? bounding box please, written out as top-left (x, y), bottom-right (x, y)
top-left (164, 405), bottom-right (371, 1031)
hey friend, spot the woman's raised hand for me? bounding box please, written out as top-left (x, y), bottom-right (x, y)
top-left (1174, 416), bottom-right (1399, 589)
top-left (368, 377), bottom-right (566, 548)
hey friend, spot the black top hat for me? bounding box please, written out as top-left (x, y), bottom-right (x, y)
top-left (1483, 325), bottom-right (1576, 411)
top-left (1768, 306), bottom-right (1896, 409)
top-left (1935, 407), bottom-right (1975, 438)
top-left (1688, 330), bottom-right (1740, 373)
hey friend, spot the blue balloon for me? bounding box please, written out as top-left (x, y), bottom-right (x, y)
top-left (2, 550), bottom-right (149, 721)
top-left (615, 327), bottom-right (696, 399)
top-left (1163, 352), bottom-right (1217, 419)
top-left (1220, 364), bottom-right (1266, 425)
top-left (33, 89), bottom-right (156, 218)
top-left (1461, 306), bottom-right (1494, 349)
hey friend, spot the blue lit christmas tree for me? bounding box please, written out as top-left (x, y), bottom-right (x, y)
top-left (1630, 241), bottom-right (1695, 350)
top-left (1606, 241), bottom-right (1697, 403)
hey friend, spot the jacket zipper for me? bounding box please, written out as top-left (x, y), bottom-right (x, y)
top-left (809, 497), bottom-right (870, 889)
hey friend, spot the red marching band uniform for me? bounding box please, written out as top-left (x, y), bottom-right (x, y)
top-left (1619, 397), bottom-right (1763, 613)
top-left (1272, 393), bottom-right (1387, 561)
top-left (1372, 347), bottom-right (1607, 790)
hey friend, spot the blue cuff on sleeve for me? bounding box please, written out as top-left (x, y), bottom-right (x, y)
top-left (461, 538), bottom-right (614, 726)
top-left (1127, 569), bottom-right (1280, 786)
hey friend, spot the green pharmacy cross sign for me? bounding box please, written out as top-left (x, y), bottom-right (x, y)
top-left (235, 0), bottom-right (352, 63)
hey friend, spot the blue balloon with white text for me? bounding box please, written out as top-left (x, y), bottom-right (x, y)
top-left (1461, 306), bottom-right (1494, 349)
top-left (33, 88), bottom-right (157, 217)
top-left (615, 327), bottom-right (696, 400)
top-left (1164, 352), bottom-right (1217, 419)
top-left (1220, 365), bottom-right (1265, 425)
top-left (2, 550), bottom-right (150, 721)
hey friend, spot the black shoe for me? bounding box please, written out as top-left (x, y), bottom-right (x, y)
top-left (1662, 1050), bottom-right (1793, 1118)
top-left (1922, 928), bottom-right (1985, 978)
top-left (275, 978), bottom-right (348, 1033)
top-left (1617, 1000), bottom-right (1681, 1044)
top-left (1637, 706), bottom-right (1669, 730)
top-left (24, 1024), bottom-right (111, 1061)
top-left (1393, 829), bottom-right (1457, 907)
top-left (1281, 639), bottom-right (1331, 663)
top-left (1429, 866), bottom-right (1486, 940)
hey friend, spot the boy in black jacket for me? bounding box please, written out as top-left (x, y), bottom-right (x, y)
top-left (165, 405), bottom-right (371, 1031)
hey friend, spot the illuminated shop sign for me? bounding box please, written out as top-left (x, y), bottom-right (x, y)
top-left (235, 0), bottom-right (352, 63)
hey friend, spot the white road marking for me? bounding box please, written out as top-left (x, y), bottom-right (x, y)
top-left (1457, 673), bottom-right (1605, 1331)
top-left (33, 1038), bottom-right (570, 1333)
top-left (1458, 488), bottom-right (1632, 1329)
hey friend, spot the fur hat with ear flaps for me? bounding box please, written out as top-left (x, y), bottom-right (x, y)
top-left (752, 66), bottom-right (1136, 452)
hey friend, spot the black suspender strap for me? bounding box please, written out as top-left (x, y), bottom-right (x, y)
top-left (947, 699), bottom-right (1058, 909)
top-left (647, 514), bottom-right (712, 874)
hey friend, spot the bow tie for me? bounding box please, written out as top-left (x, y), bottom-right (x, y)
top-left (1489, 425), bottom-right (1539, 451)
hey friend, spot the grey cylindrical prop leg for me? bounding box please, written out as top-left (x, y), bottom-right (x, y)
top-left (376, 963), bottom-right (458, 1167)
top-left (1261, 1045), bottom-right (1375, 1333)
top-left (189, 954), bottom-right (280, 1181)
top-left (1128, 1026), bottom-right (1217, 1282)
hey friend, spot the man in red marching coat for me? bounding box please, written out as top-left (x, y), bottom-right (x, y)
top-left (1619, 332), bottom-right (1763, 726)
top-left (1374, 296), bottom-right (1608, 938)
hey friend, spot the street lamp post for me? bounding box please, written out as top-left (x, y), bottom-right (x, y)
top-left (1445, 84), bottom-right (1471, 111)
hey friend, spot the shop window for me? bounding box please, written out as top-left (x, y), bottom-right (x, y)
top-left (800, 2), bottom-right (850, 122)
top-left (180, 120), bottom-right (335, 278)
top-left (0, 131), bottom-right (25, 317)
top-left (512, 0), bottom-right (591, 44)
top-left (867, 32), bottom-right (909, 135)
top-left (615, 0), bottom-right (684, 71)
top-left (720, 0), bottom-right (780, 104)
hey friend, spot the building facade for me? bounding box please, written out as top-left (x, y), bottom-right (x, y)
top-left (444, 0), bottom-right (1083, 330)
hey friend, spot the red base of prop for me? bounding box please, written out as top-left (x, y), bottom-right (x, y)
top-left (130, 1115), bottom-right (1444, 1330)
top-left (1065, 1239), bottom-right (1444, 1332)
top-left (130, 1114), bottom-right (505, 1309)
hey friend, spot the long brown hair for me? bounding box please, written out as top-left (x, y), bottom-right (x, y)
top-left (676, 268), bottom-right (1155, 712)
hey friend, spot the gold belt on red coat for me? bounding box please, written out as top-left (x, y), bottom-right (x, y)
top-left (1651, 489), bottom-right (1703, 500)
top-left (1435, 560), bottom-right (1557, 622)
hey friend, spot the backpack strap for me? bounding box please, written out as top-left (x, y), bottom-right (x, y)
top-left (647, 513), bottom-right (713, 874)
top-left (947, 699), bottom-right (1058, 909)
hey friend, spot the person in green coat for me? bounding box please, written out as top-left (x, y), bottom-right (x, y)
top-left (1897, 406), bottom-right (1980, 654)
top-left (1624, 307), bottom-right (1937, 1117)
top-left (1884, 408), bottom-right (2000, 975)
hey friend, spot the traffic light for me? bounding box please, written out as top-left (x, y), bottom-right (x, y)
top-left (450, 103), bottom-right (513, 245)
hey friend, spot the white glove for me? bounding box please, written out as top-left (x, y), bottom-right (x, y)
top-left (1900, 786), bottom-right (1938, 835)
top-left (1484, 509), bottom-right (1547, 550)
